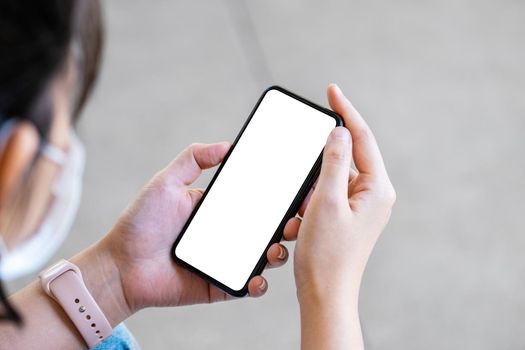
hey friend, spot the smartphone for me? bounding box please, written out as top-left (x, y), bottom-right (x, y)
top-left (172, 86), bottom-right (342, 296)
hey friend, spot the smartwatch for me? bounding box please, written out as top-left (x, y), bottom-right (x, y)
top-left (39, 259), bottom-right (112, 348)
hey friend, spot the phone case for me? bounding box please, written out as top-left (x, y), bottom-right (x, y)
top-left (171, 85), bottom-right (343, 297)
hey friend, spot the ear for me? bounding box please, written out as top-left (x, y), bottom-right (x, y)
top-left (0, 121), bottom-right (40, 206)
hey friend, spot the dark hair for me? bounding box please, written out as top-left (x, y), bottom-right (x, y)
top-left (0, 0), bottom-right (104, 138)
top-left (0, 0), bottom-right (104, 325)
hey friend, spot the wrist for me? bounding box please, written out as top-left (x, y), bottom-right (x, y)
top-left (298, 284), bottom-right (363, 350)
top-left (296, 269), bottom-right (363, 309)
top-left (69, 240), bottom-right (133, 326)
top-left (295, 265), bottom-right (366, 348)
top-left (297, 283), bottom-right (360, 313)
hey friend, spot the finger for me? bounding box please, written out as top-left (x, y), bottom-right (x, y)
top-left (298, 185), bottom-right (314, 217)
top-left (187, 187), bottom-right (205, 207)
top-left (248, 275), bottom-right (268, 297)
top-left (208, 284), bottom-right (234, 302)
top-left (349, 167), bottom-right (358, 183)
top-left (266, 243), bottom-right (289, 268)
top-left (327, 84), bottom-right (387, 179)
top-left (165, 142), bottom-right (231, 185)
top-left (283, 217), bottom-right (301, 241)
top-left (298, 177), bottom-right (318, 217)
top-left (348, 168), bottom-right (359, 195)
top-left (315, 127), bottom-right (352, 204)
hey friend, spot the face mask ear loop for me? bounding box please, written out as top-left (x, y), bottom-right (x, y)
top-left (40, 142), bottom-right (68, 166)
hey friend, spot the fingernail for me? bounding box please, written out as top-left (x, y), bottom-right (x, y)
top-left (277, 246), bottom-right (287, 260)
top-left (259, 278), bottom-right (267, 292)
top-left (330, 127), bottom-right (350, 142)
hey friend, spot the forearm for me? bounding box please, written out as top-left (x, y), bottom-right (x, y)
top-left (299, 286), bottom-right (364, 350)
top-left (0, 241), bottom-right (132, 349)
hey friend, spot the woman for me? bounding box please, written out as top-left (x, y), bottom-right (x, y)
top-left (0, 1), bottom-right (395, 349)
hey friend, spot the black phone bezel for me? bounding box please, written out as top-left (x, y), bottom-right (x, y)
top-left (171, 85), bottom-right (343, 297)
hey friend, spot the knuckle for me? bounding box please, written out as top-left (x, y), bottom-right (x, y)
top-left (355, 125), bottom-right (369, 136)
top-left (318, 192), bottom-right (345, 211)
top-left (150, 173), bottom-right (171, 192)
top-left (358, 177), bottom-right (396, 207)
top-left (387, 186), bottom-right (397, 205)
top-left (324, 144), bottom-right (348, 163)
top-left (187, 142), bottom-right (202, 152)
top-left (376, 184), bottom-right (396, 207)
top-left (353, 125), bottom-right (374, 143)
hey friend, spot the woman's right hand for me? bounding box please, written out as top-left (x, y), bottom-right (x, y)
top-left (284, 84), bottom-right (396, 349)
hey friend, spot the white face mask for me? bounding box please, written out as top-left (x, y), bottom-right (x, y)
top-left (0, 126), bottom-right (85, 281)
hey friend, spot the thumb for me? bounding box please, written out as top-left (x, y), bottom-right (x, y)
top-left (316, 127), bottom-right (352, 203)
top-left (164, 142), bottom-right (230, 186)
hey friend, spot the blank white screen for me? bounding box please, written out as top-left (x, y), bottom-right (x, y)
top-left (175, 89), bottom-right (336, 291)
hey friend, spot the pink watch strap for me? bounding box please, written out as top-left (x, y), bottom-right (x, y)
top-left (40, 260), bottom-right (112, 348)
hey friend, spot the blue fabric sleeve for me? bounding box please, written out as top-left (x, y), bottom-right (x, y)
top-left (91, 323), bottom-right (140, 350)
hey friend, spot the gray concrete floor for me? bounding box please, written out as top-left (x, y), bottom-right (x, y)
top-left (10, 0), bottom-right (525, 348)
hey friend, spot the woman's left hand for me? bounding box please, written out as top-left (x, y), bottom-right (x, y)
top-left (100, 142), bottom-right (290, 314)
